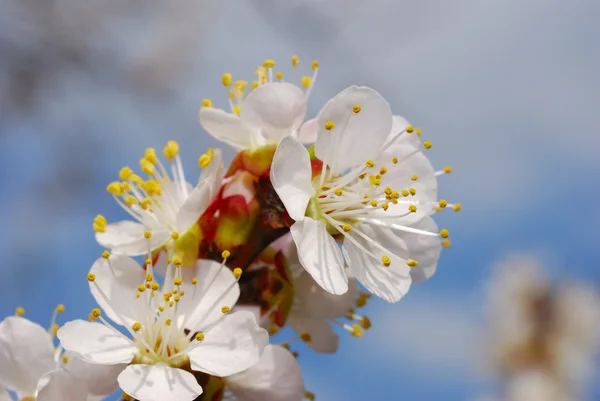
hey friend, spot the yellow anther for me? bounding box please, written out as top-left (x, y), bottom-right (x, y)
top-left (56, 304), bottom-right (65, 314)
top-left (370, 200), bottom-right (378, 207)
top-left (132, 322), bottom-right (142, 332)
top-left (355, 298), bottom-right (367, 307)
top-left (173, 278), bottom-right (183, 286)
top-left (158, 306), bottom-right (165, 312)
top-left (352, 104), bottom-right (361, 113)
top-left (124, 195), bottom-right (138, 207)
top-left (305, 392), bottom-right (316, 401)
top-left (408, 205), bottom-right (417, 213)
top-left (311, 60), bottom-right (319, 70)
top-left (164, 319), bottom-right (173, 326)
top-left (15, 307), bottom-right (24, 316)
top-left (91, 308), bottom-right (101, 318)
top-left (301, 76), bottom-right (312, 88)
top-left (384, 187), bottom-right (392, 195)
top-left (453, 203), bottom-right (462, 212)
top-left (411, 175), bottom-right (419, 181)
top-left (195, 332), bottom-right (205, 342)
top-left (94, 214), bottom-right (107, 226)
top-left (379, 167), bottom-right (387, 175)
top-left (440, 229), bottom-right (450, 238)
top-left (409, 188), bottom-right (417, 196)
top-left (233, 104), bottom-right (241, 116)
top-left (51, 324), bottom-right (59, 338)
top-left (263, 59), bottom-right (275, 68)
top-left (121, 181), bottom-right (131, 193)
top-left (365, 160), bottom-right (375, 168)
top-left (201, 98), bottom-right (213, 108)
top-left (130, 174), bottom-right (143, 185)
top-left (438, 199), bottom-right (448, 208)
top-left (424, 141), bottom-right (432, 149)
top-left (251, 81), bottom-right (259, 90)
top-left (145, 274), bottom-right (153, 283)
top-left (235, 80), bottom-right (248, 91)
top-left (342, 224), bottom-right (352, 232)
top-left (169, 301), bottom-right (174, 307)
top-left (406, 259), bottom-right (418, 267)
top-left (416, 128), bottom-right (422, 136)
top-left (221, 306), bottom-right (231, 314)
top-left (233, 268), bottom-right (242, 279)
top-left (198, 153), bottom-right (212, 168)
top-left (222, 250), bottom-right (231, 259)
top-left (191, 278), bottom-right (198, 285)
top-left (360, 316), bottom-right (372, 330)
top-left (382, 203), bottom-right (389, 211)
top-left (144, 148), bottom-right (157, 164)
top-left (137, 284), bottom-right (146, 293)
top-left (171, 232), bottom-right (180, 240)
top-left (381, 255), bottom-right (391, 267)
top-left (391, 191), bottom-right (400, 199)
top-left (391, 157), bottom-right (399, 164)
top-left (443, 165), bottom-right (452, 174)
top-left (400, 190), bottom-right (409, 197)
top-left (300, 333), bottom-right (312, 342)
top-left (222, 73), bottom-right (232, 87)
top-left (291, 55), bottom-right (299, 67)
top-left (144, 231), bottom-right (152, 239)
top-left (119, 167), bottom-right (133, 181)
top-left (166, 258), bottom-right (172, 265)
top-left (106, 181), bottom-right (123, 196)
top-left (334, 188), bottom-right (343, 196)
top-left (350, 324), bottom-right (364, 338)
top-left (442, 239), bottom-right (452, 248)
top-left (144, 258), bottom-right (152, 266)
top-left (435, 207), bottom-right (442, 213)
top-left (122, 392), bottom-right (133, 401)
top-left (324, 121), bottom-right (335, 130)
top-left (406, 126), bottom-right (414, 133)
top-left (163, 141), bottom-right (179, 160)
top-left (87, 273), bottom-right (96, 282)
top-left (101, 250), bottom-right (111, 259)
top-left (62, 354), bottom-right (69, 364)
top-left (151, 283), bottom-right (160, 291)
top-left (275, 71), bottom-right (284, 80)
top-left (163, 293), bottom-right (172, 302)
top-left (139, 159), bottom-right (155, 175)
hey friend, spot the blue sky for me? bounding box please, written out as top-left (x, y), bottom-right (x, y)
top-left (1, 0), bottom-right (599, 400)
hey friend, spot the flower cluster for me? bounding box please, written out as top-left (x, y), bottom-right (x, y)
top-left (483, 254), bottom-right (600, 401)
top-left (1, 56), bottom-right (458, 401)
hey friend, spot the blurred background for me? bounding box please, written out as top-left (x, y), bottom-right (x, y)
top-left (1, 0), bottom-right (599, 400)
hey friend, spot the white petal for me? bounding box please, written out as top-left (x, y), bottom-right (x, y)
top-left (241, 83), bottom-right (307, 141)
top-left (0, 387), bottom-right (10, 401)
top-left (89, 255), bottom-right (146, 327)
top-left (119, 364), bottom-right (202, 401)
top-left (404, 217), bottom-right (442, 285)
top-left (199, 107), bottom-right (257, 150)
top-left (290, 218), bottom-right (348, 295)
top-left (96, 221), bottom-right (170, 256)
top-left (36, 369), bottom-right (87, 401)
top-left (65, 356), bottom-right (125, 398)
top-left (270, 137), bottom-right (314, 221)
top-left (176, 259), bottom-right (240, 332)
top-left (0, 316), bottom-right (56, 394)
top-left (58, 320), bottom-right (136, 365)
top-left (288, 316), bottom-right (338, 354)
top-left (198, 148), bottom-right (225, 199)
top-left (315, 86), bottom-right (392, 173)
top-left (176, 181), bottom-right (212, 232)
top-left (226, 345), bottom-right (304, 401)
top-left (189, 311), bottom-right (269, 377)
top-left (297, 118), bottom-right (318, 144)
top-left (294, 271), bottom-right (358, 319)
top-left (343, 223), bottom-right (412, 303)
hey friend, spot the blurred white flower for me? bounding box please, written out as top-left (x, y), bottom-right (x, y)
top-left (224, 345), bottom-right (305, 401)
top-left (271, 85), bottom-right (452, 301)
top-left (0, 314), bottom-right (120, 401)
top-left (199, 57), bottom-right (319, 150)
top-left (94, 142), bottom-right (224, 259)
top-left (58, 254), bottom-right (268, 401)
top-left (485, 253), bottom-right (600, 400)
